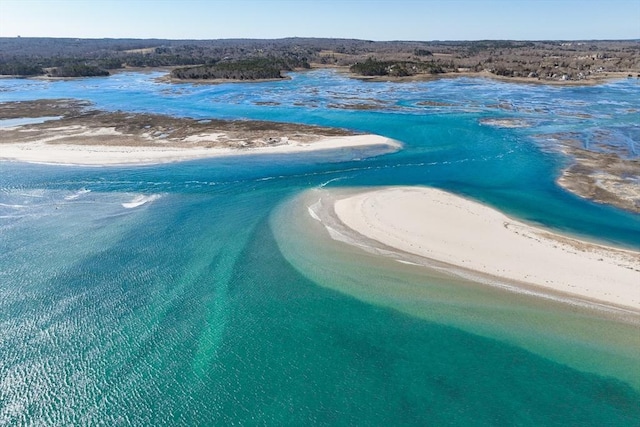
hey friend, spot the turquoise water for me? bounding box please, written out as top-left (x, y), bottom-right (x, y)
top-left (1, 71), bottom-right (639, 425)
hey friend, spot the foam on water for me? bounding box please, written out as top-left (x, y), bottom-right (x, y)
top-left (306, 199), bottom-right (322, 222)
top-left (121, 194), bottom-right (162, 209)
top-left (64, 188), bottom-right (91, 201)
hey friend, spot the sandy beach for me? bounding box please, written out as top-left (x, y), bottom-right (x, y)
top-left (0, 99), bottom-right (400, 165)
top-left (0, 133), bottom-right (398, 166)
top-left (319, 186), bottom-right (640, 311)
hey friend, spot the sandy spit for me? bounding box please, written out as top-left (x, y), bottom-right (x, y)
top-left (325, 186), bottom-right (640, 311)
top-left (0, 134), bottom-right (399, 166)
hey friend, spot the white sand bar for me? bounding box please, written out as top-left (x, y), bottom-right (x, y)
top-left (0, 134), bottom-right (399, 166)
top-left (331, 187), bottom-right (640, 311)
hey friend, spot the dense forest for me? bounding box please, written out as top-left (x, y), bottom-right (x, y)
top-left (170, 57), bottom-right (310, 80)
top-left (350, 57), bottom-right (447, 77)
top-left (47, 64), bottom-right (110, 77)
top-left (0, 37), bottom-right (638, 82)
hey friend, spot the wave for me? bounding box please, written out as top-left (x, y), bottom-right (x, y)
top-left (307, 199), bottom-right (322, 222)
top-left (121, 194), bottom-right (161, 209)
top-left (0, 203), bottom-right (27, 209)
top-left (319, 177), bottom-right (345, 188)
top-left (64, 189), bottom-right (91, 201)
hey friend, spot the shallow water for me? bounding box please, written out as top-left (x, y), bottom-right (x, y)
top-left (271, 188), bottom-right (640, 388)
top-left (1, 71), bottom-right (639, 425)
top-left (0, 116), bottom-right (62, 128)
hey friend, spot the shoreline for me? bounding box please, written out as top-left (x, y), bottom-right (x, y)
top-left (317, 186), bottom-right (640, 313)
top-left (0, 99), bottom-right (400, 166)
top-left (3, 66), bottom-right (636, 87)
top-left (155, 73), bottom-right (292, 85)
top-left (478, 122), bottom-right (640, 214)
top-left (0, 134), bottom-right (399, 166)
top-left (345, 69), bottom-right (637, 86)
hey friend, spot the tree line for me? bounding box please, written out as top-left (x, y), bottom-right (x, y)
top-left (1, 38), bottom-right (637, 81)
top-left (170, 57), bottom-right (310, 80)
top-left (350, 58), bottom-right (448, 77)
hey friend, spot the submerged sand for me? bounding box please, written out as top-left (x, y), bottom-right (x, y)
top-left (319, 186), bottom-right (640, 312)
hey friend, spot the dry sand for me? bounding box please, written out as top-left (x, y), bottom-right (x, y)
top-left (0, 133), bottom-right (398, 166)
top-left (326, 186), bottom-right (640, 311)
top-left (0, 100), bottom-right (400, 166)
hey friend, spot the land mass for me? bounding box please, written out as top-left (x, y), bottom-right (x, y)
top-left (480, 119), bottom-right (640, 214)
top-left (553, 137), bottom-right (640, 214)
top-left (1, 38), bottom-right (638, 84)
top-left (311, 186), bottom-right (640, 312)
top-left (0, 99), bottom-right (400, 165)
top-left (168, 57), bottom-right (308, 82)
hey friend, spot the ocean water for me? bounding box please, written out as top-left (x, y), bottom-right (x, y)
top-left (1, 70), bottom-right (639, 425)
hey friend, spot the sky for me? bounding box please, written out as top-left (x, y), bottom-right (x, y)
top-left (0, 0), bottom-right (639, 41)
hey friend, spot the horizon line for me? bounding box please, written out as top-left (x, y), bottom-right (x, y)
top-left (2, 36), bottom-right (639, 43)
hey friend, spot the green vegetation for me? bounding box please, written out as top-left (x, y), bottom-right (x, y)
top-left (350, 58), bottom-right (389, 76)
top-left (47, 64), bottom-right (109, 78)
top-left (96, 58), bottom-right (124, 70)
top-left (0, 62), bottom-right (44, 76)
top-left (0, 38), bottom-right (637, 82)
top-left (414, 49), bottom-right (433, 57)
top-left (123, 53), bottom-right (202, 68)
top-left (350, 58), bottom-right (446, 77)
top-left (171, 57), bottom-right (309, 80)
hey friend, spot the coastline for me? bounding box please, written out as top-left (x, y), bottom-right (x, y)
top-left (4, 65), bottom-right (636, 87)
top-left (316, 186), bottom-right (640, 312)
top-left (479, 121), bottom-right (640, 214)
top-left (155, 73), bottom-right (292, 85)
top-left (156, 66), bottom-right (639, 87)
top-left (0, 134), bottom-right (399, 166)
top-left (346, 69), bottom-right (637, 86)
top-left (557, 148), bottom-right (640, 214)
top-left (0, 99), bottom-right (400, 166)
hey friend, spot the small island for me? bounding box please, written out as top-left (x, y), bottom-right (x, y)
top-left (167, 57), bottom-right (310, 82)
top-left (349, 57), bottom-right (446, 77)
top-left (0, 99), bottom-right (399, 165)
top-left (308, 186), bottom-right (640, 311)
top-left (46, 64), bottom-right (110, 78)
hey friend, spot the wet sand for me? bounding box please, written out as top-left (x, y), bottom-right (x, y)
top-left (316, 186), bottom-right (640, 312)
top-left (0, 100), bottom-right (400, 165)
